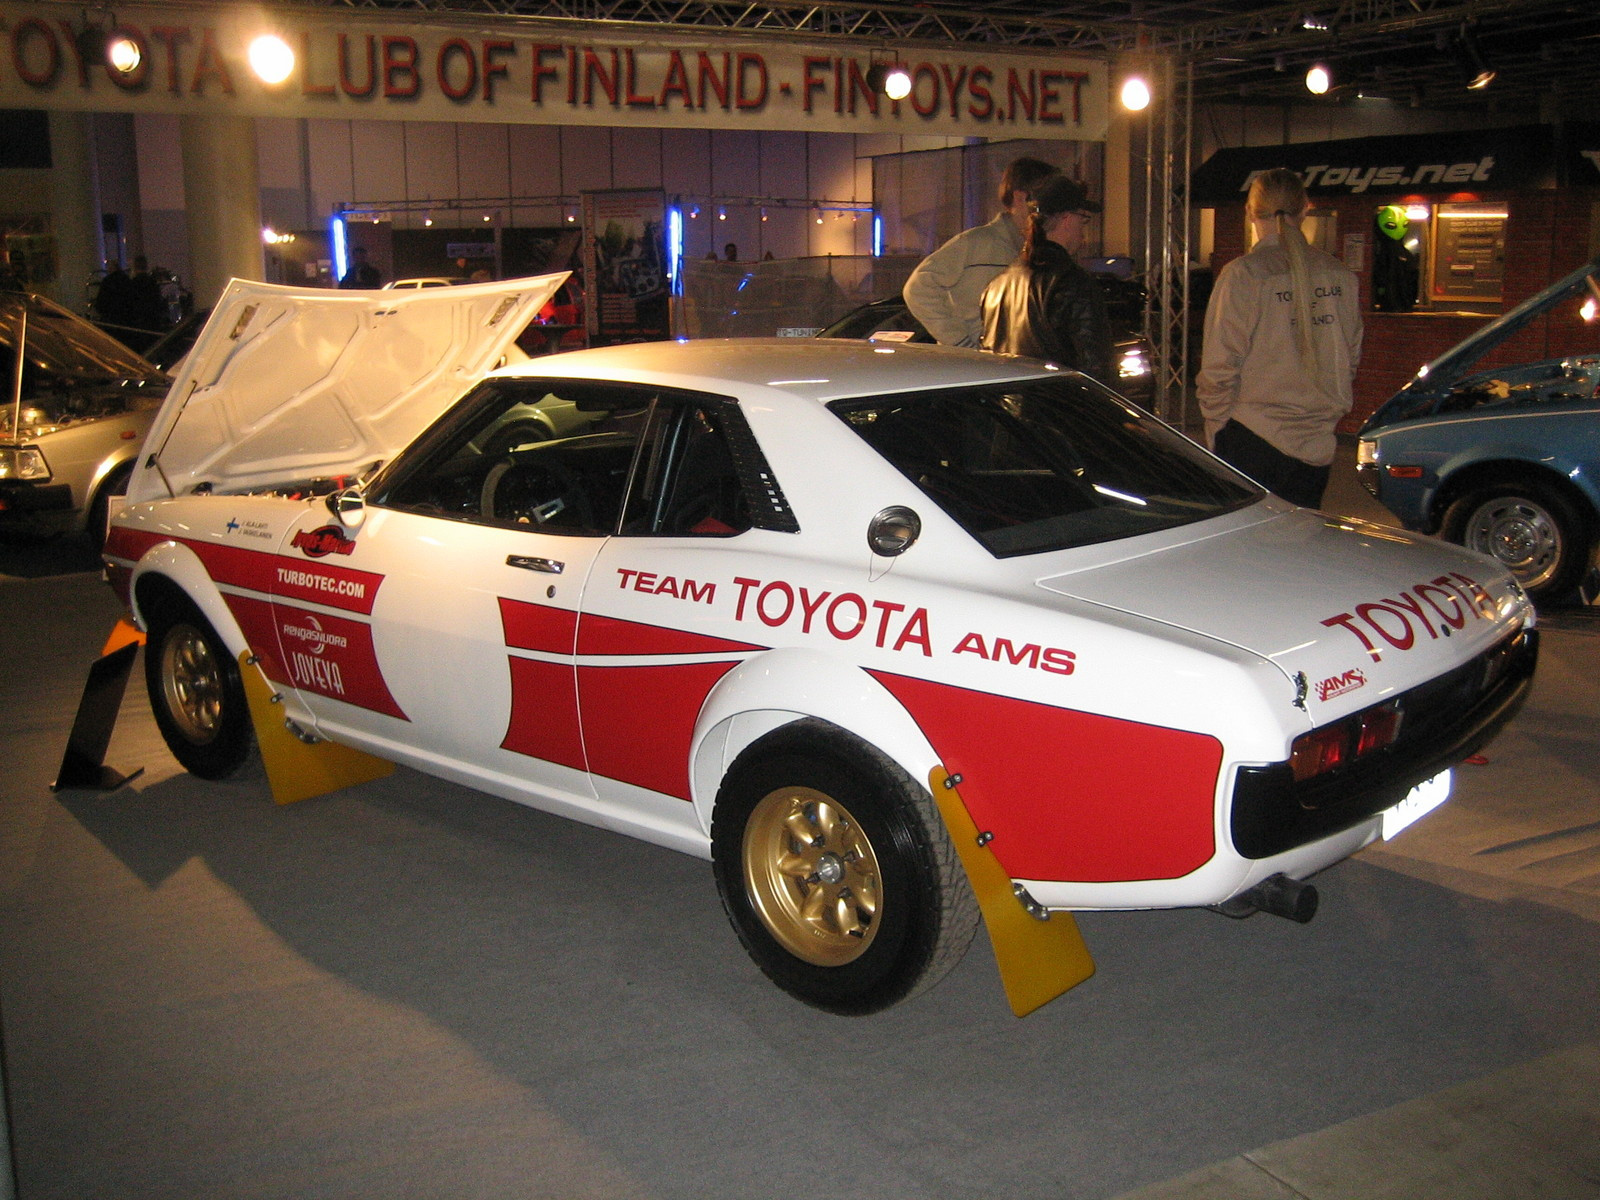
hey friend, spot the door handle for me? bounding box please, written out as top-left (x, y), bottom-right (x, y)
top-left (506, 555), bottom-right (564, 574)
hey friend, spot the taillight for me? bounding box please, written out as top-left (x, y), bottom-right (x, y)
top-left (1289, 700), bottom-right (1403, 782)
top-left (1357, 701), bottom-right (1403, 755)
top-left (1290, 725), bottom-right (1348, 781)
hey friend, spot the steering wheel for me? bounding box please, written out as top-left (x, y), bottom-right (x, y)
top-left (480, 456), bottom-right (596, 529)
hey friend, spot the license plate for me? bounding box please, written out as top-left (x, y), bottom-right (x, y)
top-left (1382, 769), bottom-right (1452, 840)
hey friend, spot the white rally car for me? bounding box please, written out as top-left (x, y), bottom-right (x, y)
top-left (104, 276), bottom-right (1538, 1016)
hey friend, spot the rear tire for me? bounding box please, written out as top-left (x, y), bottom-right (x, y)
top-left (144, 599), bottom-right (256, 779)
top-left (1442, 480), bottom-right (1593, 603)
top-left (711, 720), bottom-right (978, 1014)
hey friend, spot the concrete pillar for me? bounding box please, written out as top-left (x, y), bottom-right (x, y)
top-left (45, 111), bottom-right (104, 312)
top-left (1103, 100), bottom-right (1134, 260)
top-left (179, 115), bottom-right (264, 308)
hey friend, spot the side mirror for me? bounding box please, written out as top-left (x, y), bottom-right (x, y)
top-left (867, 505), bottom-right (920, 557)
top-left (326, 486), bottom-right (366, 530)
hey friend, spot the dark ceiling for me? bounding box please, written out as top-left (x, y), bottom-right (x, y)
top-left (299, 0), bottom-right (1600, 117)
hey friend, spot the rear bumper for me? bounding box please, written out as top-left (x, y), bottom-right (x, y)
top-left (1230, 626), bottom-right (1538, 859)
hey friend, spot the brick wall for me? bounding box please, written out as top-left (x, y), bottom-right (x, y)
top-left (1205, 187), bottom-right (1600, 433)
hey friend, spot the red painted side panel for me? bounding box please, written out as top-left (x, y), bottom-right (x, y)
top-left (502, 656), bottom-right (586, 771)
top-left (868, 671), bottom-right (1221, 883)
top-left (270, 601), bottom-right (409, 719)
top-left (578, 661), bottom-right (739, 799)
top-left (223, 593), bottom-right (290, 684)
top-left (269, 558), bottom-right (384, 616)
top-left (500, 597), bottom-right (577, 655)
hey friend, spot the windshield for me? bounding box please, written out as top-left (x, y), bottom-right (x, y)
top-left (831, 376), bottom-right (1259, 557)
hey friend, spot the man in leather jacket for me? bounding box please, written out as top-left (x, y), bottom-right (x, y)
top-left (902, 156), bottom-right (1058, 348)
top-left (979, 176), bottom-right (1115, 388)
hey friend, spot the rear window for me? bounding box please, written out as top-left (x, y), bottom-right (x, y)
top-left (830, 375), bottom-right (1259, 557)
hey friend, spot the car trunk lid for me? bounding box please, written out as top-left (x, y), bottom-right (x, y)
top-left (1036, 507), bottom-right (1529, 714)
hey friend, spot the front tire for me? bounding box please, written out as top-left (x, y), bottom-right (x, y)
top-left (1442, 480), bottom-right (1594, 602)
top-left (711, 720), bottom-right (978, 1015)
top-left (144, 599), bottom-right (256, 779)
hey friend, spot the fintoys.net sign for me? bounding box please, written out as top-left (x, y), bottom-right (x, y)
top-left (0, 3), bottom-right (1109, 140)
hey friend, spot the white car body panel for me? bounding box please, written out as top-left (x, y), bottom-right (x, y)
top-left (107, 298), bottom-right (1537, 919)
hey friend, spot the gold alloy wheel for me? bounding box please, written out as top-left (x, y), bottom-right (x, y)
top-left (742, 786), bottom-right (883, 966)
top-left (160, 623), bottom-right (225, 745)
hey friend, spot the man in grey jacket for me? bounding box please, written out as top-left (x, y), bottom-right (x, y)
top-left (903, 156), bottom-right (1057, 348)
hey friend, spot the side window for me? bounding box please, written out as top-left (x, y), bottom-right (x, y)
top-left (622, 402), bottom-right (753, 537)
top-left (377, 380), bottom-right (647, 536)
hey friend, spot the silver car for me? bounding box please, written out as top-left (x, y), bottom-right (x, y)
top-left (1, 292), bottom-right (170, 546)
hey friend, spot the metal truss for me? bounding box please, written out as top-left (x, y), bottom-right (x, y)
top-left (272, 0), bottom-right (1138, 50)
top-left (1138, 56), bottom-right (1194, 430)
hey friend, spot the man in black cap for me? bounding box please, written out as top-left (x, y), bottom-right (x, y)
top-left (979, 175), bottom-right (1114, 387)
top-left (903, 155), bottom-right (1058, 348)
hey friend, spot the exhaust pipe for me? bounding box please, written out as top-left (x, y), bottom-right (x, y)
top-left (1212, 873), bottom-right (1319, 924)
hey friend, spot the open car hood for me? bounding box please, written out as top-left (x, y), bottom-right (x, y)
top-left (1363, 252), bottom-right (1600, 431)
top-left (127, 273), bottom-right (566, 503)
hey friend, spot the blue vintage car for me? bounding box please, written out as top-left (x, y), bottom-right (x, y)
top-left (1358, 254), bottom-right (1600, 602)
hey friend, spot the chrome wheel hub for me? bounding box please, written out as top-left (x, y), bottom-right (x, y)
top-left (1466, 498), bottom-right (1559, 589)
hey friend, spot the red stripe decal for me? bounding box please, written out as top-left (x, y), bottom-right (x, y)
top-left (579, 661), bottom-right (738, 799)
top-left (868, 670), bottom-right (1220, 883)
top-left (577, 611), bottom-right (763, 657)
top-left (264, 557), bottom-right (383, 615)
top-left (502, 657), bottom-right (585, 770)
top-left (224, 594), bottom-right (291, 685)
top-left (500, 597), bottom-right (578, 655)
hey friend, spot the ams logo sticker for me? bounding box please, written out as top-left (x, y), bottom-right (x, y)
top-left (1315, 668), bottom-right (1366, 702)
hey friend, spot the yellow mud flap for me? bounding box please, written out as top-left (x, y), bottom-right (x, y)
top-left (930, 766), bottom-right (1095, 1017)
top-left (239, 652), bottom-right (394, 805)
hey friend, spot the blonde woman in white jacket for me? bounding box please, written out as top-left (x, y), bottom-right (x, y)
top-left (1197, 168), bottom-right (1362, 508)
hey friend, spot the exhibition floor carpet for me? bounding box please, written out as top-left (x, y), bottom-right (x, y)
top-left (2, 453), bottom-right (1598, 1199)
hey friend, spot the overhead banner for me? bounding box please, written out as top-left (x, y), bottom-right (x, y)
top-left (0, 3), bottom-right (1108, 140)
top-left (1191, 125), bottom-right (1556, 204)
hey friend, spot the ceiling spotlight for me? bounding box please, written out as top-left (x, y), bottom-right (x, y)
top-left (107, 34), bottom-right (141, 74)
top-left (867, 62), bottom-right (911, 100)
top-left (1120, 75), bottom-right (1151, 111)
top-left (1306, 63), bottom-right (1332, 94)
top-left (248, 34), bottom-right (295, 85)
top-left (1458, 28), bottom-right (1496, 90)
